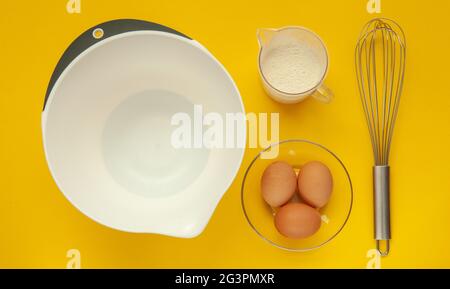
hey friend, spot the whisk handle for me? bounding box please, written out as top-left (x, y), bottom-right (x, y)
top-left (374, 165), bottom-right (391, 254)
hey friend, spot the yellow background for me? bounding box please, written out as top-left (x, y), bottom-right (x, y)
top-left (1, 0), bottom-right (450, 268)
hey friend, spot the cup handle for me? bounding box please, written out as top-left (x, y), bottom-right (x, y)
top-left (312, 84), bottom-right (333, 103)
top-left (256, 28), bottom-right (276, 47)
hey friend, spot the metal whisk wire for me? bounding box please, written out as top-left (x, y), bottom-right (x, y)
top-left (356, 18), bottom-right (406, 165)
top-left (355, 18), bottom-right (406, 256)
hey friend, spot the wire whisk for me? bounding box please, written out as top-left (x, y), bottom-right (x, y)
top-left (355, 18), bottom-right (406, 256)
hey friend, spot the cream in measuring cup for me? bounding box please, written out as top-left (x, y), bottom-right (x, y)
top-left (257, 26), bottom-right (333, 104)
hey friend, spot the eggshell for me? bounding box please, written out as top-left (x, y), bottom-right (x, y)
top-left (261, 161), bottom-right (297, 207)
top-left (274, 203), bottom-right (321, 239)
top-left (298, 161), bottom-right (333, 208)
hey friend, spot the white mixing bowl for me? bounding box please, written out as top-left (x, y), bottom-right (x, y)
top-left (42, 19), bottom-right (245, 237)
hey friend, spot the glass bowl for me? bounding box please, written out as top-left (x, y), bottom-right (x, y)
top-left (241, 139), bottom-right (353, 251)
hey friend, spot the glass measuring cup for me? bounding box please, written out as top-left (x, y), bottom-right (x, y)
top-left (257, 27), bottom-right (333, 104)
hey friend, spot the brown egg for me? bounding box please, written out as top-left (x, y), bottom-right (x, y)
top-left (298, 161), bottom-right (333, 208)
top-left (261, 161), bottom-right (297, 207)
top-left (274, 203), bottom-right (321, 239)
